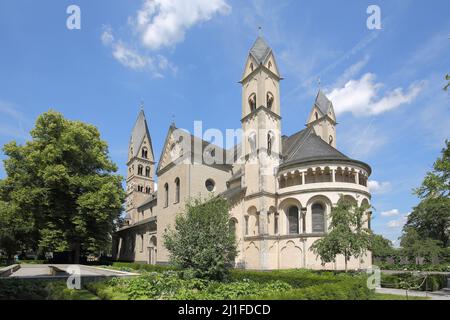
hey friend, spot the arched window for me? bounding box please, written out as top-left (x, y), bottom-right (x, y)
top-left (266, 92), bottom-right (274, 109)
top-left (164, 183), bottom-right (169, 207)
top-left (229, 219), bottom-right (237, 236)
top-left (142, 147), bottom-right (148, 159)
top-left (288, 206), bottom-right (299, 234)
top-left (137, 185), bottom-right (143, 192)
top-left (145, 166), bottom-right (151, 177)
top-left (329, 135), bottom-right (333, 145)
top-left (250, 63), bottom-right (254, 72)
top-left (244, 216), bottom-right (249, 235)
top-left (174, 178), bottom-right (180, 203)
top-left (312, 203), bottom-right (325, 233)
top-left (315, 112), bottom-right (319, 120)
top-left (248, 93), bottom-right (256, 112)
top-left (267, 131), bottom-right (274, 155)
top-left (138, 165), bottom-right (143, 176)
top-left (145, 186), bottom-right (151, 194)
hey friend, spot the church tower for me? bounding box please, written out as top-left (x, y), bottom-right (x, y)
top-left (306, 90), bottom-right (337, 148)
top-left (240, 36), bottom-right (282, 195)
top-left (240, 36), bottom-right (282, 269)
top-left (125, 109), bottom-right (155, 224)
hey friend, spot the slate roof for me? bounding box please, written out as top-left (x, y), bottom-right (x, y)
top-left (130, 110), bottom-right (153, 158)
top-left (281, 127), bottom-right (370, 173)
top-left (250, 36), bottom-right (272, 64)
top-left (314, 90), bottom-right (334, 116)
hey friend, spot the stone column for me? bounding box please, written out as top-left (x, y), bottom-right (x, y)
top-left (301, 208), bottom-right (307, 233)
top-left (332, 169), bottom-right (335, 182)
top-left (355, 171), bottom-right (359, 184)
top-left (301, 171), bottom-right (305, 185)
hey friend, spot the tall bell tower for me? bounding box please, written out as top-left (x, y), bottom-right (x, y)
top-left (240, 36), bottom-right (282, 195)
top-left (125, 108), bottom-right (155, 224)
top-left (240, 36), bottom-right (282, 269)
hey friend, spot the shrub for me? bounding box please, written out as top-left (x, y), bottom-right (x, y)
top-left (244, 278), bottom-right (374, 300)
top-left (111, 262), bottom-right (176, 273)
top-left (381, 273), bottom-right (448, 291)
top-left (230, 269), bottom-right (356, 288)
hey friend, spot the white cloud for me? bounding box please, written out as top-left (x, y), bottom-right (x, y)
top-left (0, 100), bottom-right (30, 140)
top-left (380, 209), bottom-right (399, 217)
top-left (101, 27), bottom-right (176, 76)
top-left (368, 180), bottom-right (391, 194)
top-left (387, 214), bottom-right (408, 229)
top-left (327, 73), bottom-right (424, 116)
top-left (333, 55), bottom-right (370, 88)
top-left (133, 0), bottom-right (231, 50)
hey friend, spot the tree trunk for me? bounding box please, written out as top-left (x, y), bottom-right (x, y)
top-left (344, 252), bottom-right (348, 273)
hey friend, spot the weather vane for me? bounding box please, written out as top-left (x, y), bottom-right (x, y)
top-left (258, 26), bottom-right (262, 36)
top-left (140, 100), bottom-right (144, 111)
top-left (317, 77), bottom-right (321, 89)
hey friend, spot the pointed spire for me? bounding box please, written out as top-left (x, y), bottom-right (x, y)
top-left (314, 90), bottom-right (333, 116)
top-left (130, 107), bottom-right (153, 158)
top-left (249, 36), bottom-right (272, 64)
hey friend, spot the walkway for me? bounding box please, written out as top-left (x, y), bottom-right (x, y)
top-left (375, 287), bottom-right (450, 300)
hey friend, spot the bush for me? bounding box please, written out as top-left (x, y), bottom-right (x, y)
top-left (0, 279), bottom-right (98, 300)
top-left (244, 278), bottom-right (374, 300)
top-left (19, 260), bottom-right (48, 265)
top-left (111, 262), bottom-right (177, 273)
top-left (381, 273), bottom-right (448, 291)
top-left (85, 271), bottom-right (292, 300)
top-left (230, 269), bottom-right (357, 288)
top-left (376, 261), bottom-right (450, 272)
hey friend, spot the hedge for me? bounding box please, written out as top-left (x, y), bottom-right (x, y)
top-left (111, 262), bottom-right (177, 273)
top-left (0, 279), bottom-right (98, 300)
top-left (230, 269), bottom-right (357, 288)
top-left (381, 273), bottom-right (448, 291)
top-left (244, 278), bottom-right (374, 300)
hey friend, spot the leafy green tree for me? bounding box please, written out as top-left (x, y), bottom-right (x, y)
top-left (370, 234), bottom-right (394, 259)
top-left (403, 197), bottom-right (449, 248)
top-left (400, 228), bottom-right (443, 264)
top-left (414, 140), bottom-right (449, 199)
top-left (164, 196), bottom-right (237, 280)
top-left (0, 110), bottom-right (125, 263)
top-left (310, 197), bottom-right (372, 272)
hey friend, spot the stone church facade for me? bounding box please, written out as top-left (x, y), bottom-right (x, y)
top-left (112, 36), bottom-right (372, 270)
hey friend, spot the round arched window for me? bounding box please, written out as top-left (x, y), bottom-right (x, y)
top-left (205, 179), bottom-right (215, 192)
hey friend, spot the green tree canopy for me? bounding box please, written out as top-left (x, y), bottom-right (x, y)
top-left (0, 110), bottom-right (125, 263)
top-left (310, 197), bottom-right (372, 272)
top-left (164, 196), bottom-right (237, 280)
top-left (414, 140), bottom-right (449, 199)
top-left (370, 234), bottom-right (394, 258)
top-left (400, 228), bottom-right (443, 264)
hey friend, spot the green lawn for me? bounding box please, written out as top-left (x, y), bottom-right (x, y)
top-left (371, 293), bottom-right (429, 300)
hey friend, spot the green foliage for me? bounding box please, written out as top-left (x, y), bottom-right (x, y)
top-left (402, 197), bottom-right (450, 248)
top-left (414, 140), bottom-right (449, 199)
top-left (310, 197), bottom-right (372, 271)
top-left (371, 234), bottom-right (394, 258)
top-left (0, 279), bottom-right (98, 300)
top-left (230, 269), bottom-right (346, 288)
top-left (381, 273), bottom-right (448, 291)
top-left (86, 271), bottom-right (292, 300)
top-left (244, 277), bottom-right (374, 300)
top-left (0, 110), bottom-right (126, 262)
top-left (164, 196), bottom-right (237, 280)
top-left (376, 261), bottom-right (450, 272)
top-left (400, 228), bottom-right (444, 263)
top-left (110, 262), bottom-right (176, 273)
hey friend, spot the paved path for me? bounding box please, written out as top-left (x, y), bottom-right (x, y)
top-left (375, 287), bottom-right (450, 300)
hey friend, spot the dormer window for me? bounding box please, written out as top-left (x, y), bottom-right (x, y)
top-left (315, 112), bottom-right (319, 120)
top-left (268, 61), bottom-right (272, 70)
top-left (250, 63), bottom-right (254, 72)
top-left (248, 93), bottom-right (256, 112)
top-left (266, 92), bottom-right (274, 109)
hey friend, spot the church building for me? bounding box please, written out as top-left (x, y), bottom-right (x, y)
top-left (112, 36), bottom-right (372, 270)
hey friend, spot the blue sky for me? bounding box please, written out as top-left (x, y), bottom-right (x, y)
top-left (0, 0), bottom-right (449, 245)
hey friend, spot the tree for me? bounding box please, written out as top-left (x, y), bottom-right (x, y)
top-left (310, 198), bottom-right (372, 272)
top-left (414, 140), bottom-right (449, 199)
top-left (403, 197), bottom-right (450, 248)
top-left (370, 234), bottom-right (394, 259)
top-left (0, 110), bottom-right (125, 263)
top-left (400, 228), bottom-right (443, 264)
top-left (164, 196), bottom-right (237, 280)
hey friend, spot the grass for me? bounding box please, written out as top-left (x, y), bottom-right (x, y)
top-left (371, 293), bottom-right (429, 300)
